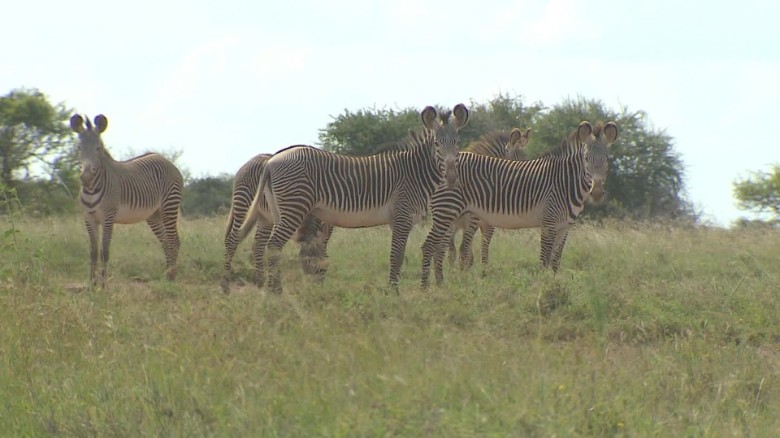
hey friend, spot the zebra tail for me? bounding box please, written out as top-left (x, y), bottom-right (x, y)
top-left (235, 170), bottom-right (269, 243)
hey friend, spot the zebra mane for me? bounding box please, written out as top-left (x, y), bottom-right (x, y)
top-left (592, 122), bottom-right (607, 138)
top-left (464, 131), bottom-right (511, 155)
top-left (537, 124), bottom-right (593, 158)
top-left (85, 117), bottom-right (93, 131)
top-left (273, 144), bottom-right (317, 156)
top-left (371, 129), bottom-right (434, 155)
top-left (437, 109), bottom-right (453, 125)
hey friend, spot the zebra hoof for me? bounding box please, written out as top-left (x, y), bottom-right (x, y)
top-left (220, 278), bottom-right (231, 294)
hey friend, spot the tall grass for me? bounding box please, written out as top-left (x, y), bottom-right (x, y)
top-left (1, 215), bottom-right (778, 436)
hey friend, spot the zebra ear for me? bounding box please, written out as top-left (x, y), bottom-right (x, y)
top-left (94, 115), bottom-right (108, 133)
top-left (577, 121), bottom-right (593, 142)
top-left (602, 121), bottom-right (618, 144)
top-left (421, 106), bottom-right (439, 130)
top-left (523, 128), bottom-right (532, 141)
top-left (70, 114), bottom-right (85, 133)
top-left (452, 103), bottom-right (469, 129)
top-left (509, 128), bottom-right (525, 149)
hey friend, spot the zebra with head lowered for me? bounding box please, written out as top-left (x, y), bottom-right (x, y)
top-left (421, 120), bottom-right (618, 288)
top-left (70, 114), bottom-right (184, 287)
top-left (446, 127), bottom-right (531, 271)
top-left (238, 104), bottom-right (469, 293)
top-left (221, 153), bottom-right (334, 293)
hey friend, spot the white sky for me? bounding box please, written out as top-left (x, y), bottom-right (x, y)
top-left (3, 0), bottom-right (779, 225)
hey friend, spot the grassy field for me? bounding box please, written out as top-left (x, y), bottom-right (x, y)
top-left (0, 214), bottom-right (779, 436)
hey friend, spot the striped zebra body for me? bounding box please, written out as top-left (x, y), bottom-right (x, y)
top-left (447, 128), bottom-right (531, 272)
top-left (221, 153), bottom-right (333, 293)
top-left (421, 121), bottom-right (618, 288)
top-left (239, 104), bottom-right (469, 293)
top-left (71, 114), bottom-right (183, 287)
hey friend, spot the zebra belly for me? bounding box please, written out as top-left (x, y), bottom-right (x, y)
top-left (313, 204), bottom-right (392, 228)
top-left (470, 204), bottom-right (544, 229)
top-left (114, 205), bottom-right (159, 224)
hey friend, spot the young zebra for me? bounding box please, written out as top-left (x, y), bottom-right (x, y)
top-left (70, 114), bottom-right (183, 287)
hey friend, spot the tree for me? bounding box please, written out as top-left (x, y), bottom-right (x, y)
top-left (181, 174), bottom-right (234, 217)
top-left (733, 164), bottom-right (780, 219)
top-left (318, 106), bottom-right (421, 156)
top-left (318, 93), bottom-right (545, 155)
top-left (0, 89), bottom-right (74, 188)
top-left (460, 93), bottom-right (545, 145)
top-left (530, 97), bottom-right (690, 220)
top-left (316, 94), bottom-right (692, 221)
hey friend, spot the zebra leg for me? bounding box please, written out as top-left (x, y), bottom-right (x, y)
top-left (388, 217), bottom-right (413, 292)
top-left (295, 216), bottom-right (328, 279)
top-left (480, 224), bottom-right (496, 277)
top-left (146, 211), bottom-right (173, 280)
top-left (311, 222), bottom-right (333, 283)
top-left (221, 210), bottom-right (244, 293)
top-left (99, 217), bottom-right (116, 287)
top-left (160, 200), bottom-right (181, 281)
top-left (422, 198), bottom-right (462, 289)
top-left (549, 227), bottom-right (571, 272)
top-left (540, 224), bottom-right (554, 269)
top-left (250, 223), bottom-right (272, 289)
top-left (459, 215), bottom-right (479, 270)
top-left (266, 216), bottom-right (303, 294)
top-left (85, 218), bottom-right (99, 287)
top-left (447, 233), bottom-right (457, 266)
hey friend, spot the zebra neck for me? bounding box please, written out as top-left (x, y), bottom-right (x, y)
top-left (570, 152), bottom-right (592, 209)
top-left (405, 144), bottom-right (443, 192)
top-left (80, 165), bottom-right (109, 209)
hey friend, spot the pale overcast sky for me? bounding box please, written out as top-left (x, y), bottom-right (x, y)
top-left (3, 0), bottom-right (779, 225)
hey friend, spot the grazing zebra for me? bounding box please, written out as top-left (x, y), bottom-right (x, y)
top-left (221, 153), bottom-right (333, 293)
top-left (446, 128), bottom-right (531, 271)
top-left (421, 120), bottom-right (618, 288)
top-left (238, 104), bottom-right (469, 293)
top-left (70, 114), bottom-right (183, 286)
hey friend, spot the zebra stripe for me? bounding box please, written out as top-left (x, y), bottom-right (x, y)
top-left (71, 114), bottom-right (183, 287)
top-left (221, 153), bottom-right (334, 293)
top-left (421, 120), bottom-right (618, 288)
top-left (238, 104), bottom-right (469, 293)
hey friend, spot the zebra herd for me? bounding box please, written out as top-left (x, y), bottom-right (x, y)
top-left (68, 105), bottom-right (618, 293)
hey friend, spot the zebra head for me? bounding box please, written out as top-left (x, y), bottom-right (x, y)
top-left (421, 104), bottom-right (469, 188)
top-left (506, 128), bottom-right (531, 161)
top-left (70, 114), bottom-right (109, 185)
top-left (579, 121), bottom-right (618, 203)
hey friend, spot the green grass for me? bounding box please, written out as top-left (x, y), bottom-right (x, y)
top-left (1, 215), bottom-right (779, 436)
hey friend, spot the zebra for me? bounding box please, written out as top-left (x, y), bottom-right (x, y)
top-left (421, 120), bottom-right (618, 288)
top-left (69, 114), bottom-right (184, 287)
top-left (238, 104), bottom-right (469, 293)
top-left (446, 128), bottom-right (531, 271)
top-left (221, 153), bottom-right (334, 293)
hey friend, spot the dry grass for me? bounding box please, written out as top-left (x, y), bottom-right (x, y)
top-left (1, 215), bottom-right (779, 436)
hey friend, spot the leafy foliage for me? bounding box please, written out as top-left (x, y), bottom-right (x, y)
top-left (318, 94), bottom-right (691, 220)
top-left (733, 164), bottom-right (780, 219)
top-left (530, 97), bottom-right (690, 219)
top-left (460, 93), bottom-right (544, 145)
top-left (181, 174), bottom-right (233, 217)
top-left (318, 106), bottom-right (421, 156)
top-left (0, 89), bottom-right (74, 188)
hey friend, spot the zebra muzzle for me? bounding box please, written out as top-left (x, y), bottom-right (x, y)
top-left (444, 160), bottom-right (459, 188)
top-left (590, 182), bottom-right (606, 203)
